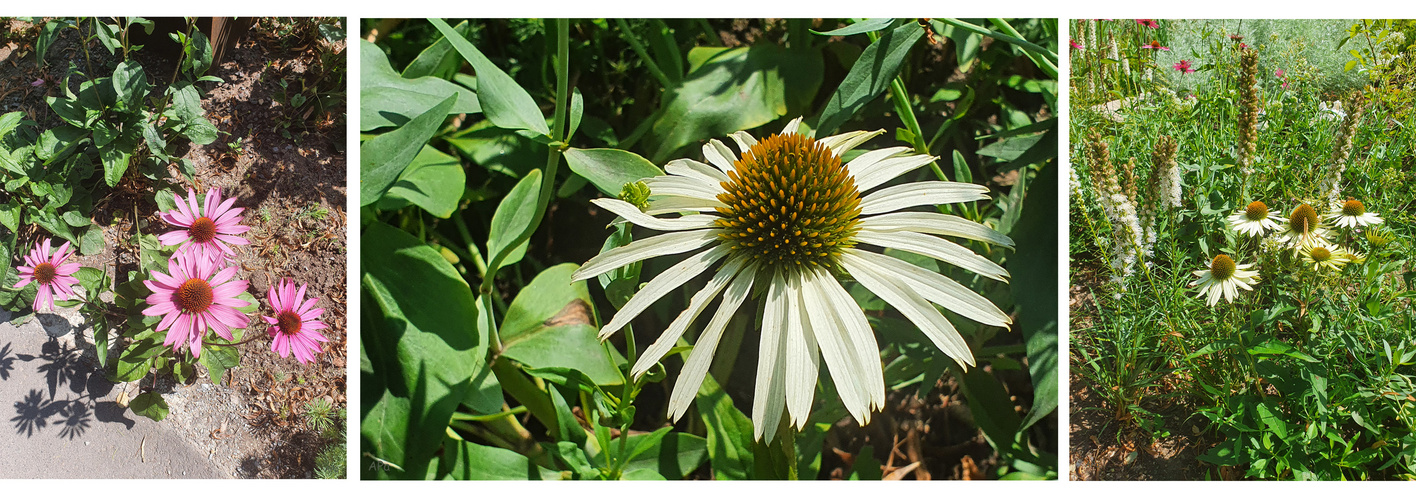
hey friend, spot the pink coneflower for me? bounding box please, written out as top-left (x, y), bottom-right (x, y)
top-left (1229, 34), bottom-right (1244, 41)
top-left (142, 247), bottom-right (250, 358)
top-left (1071, 39), bottom-right (1083, 50)
top-left (1136, 19), bottom-right (1159, 28)
top-left (15, 239), bottom-right (80, 312)
top-left (263, 279), bottom-right (329, 365)
top-left (1174, 60), bottom-right (1195, 74)
top-left (1240, 43), bottom-right (1250, 49)
top-left (1141, 40), bottom-right (1170, 51)
top-left (158, 187), bottom-right (251, 261)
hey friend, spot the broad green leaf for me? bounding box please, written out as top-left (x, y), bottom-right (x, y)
top-left (199, 344), bottom-right (240, 384)
top-left (443, 120), bottom-right (544, 179)
top-left (812, 18), bottom-right (895, 37)
top-left (112, 60), bottom-right (150, 108)
top-left (815, 22), bottom-right (924, 136)
top-left (35, 125), bottom-right (88, 164)
top-left (361, 39), bottom-right (479, 131)
top-left (186, 30), bottom-right (213, 76)
top-left (1009, 161), bottom-right (1057, 431)
top-left (499, 263), bottom-right (622, 386)
top-left (0, 201), bottom-right (19, 232)
top-left (585, 429), bottom-right (709, 479)
top-left (100, 143), bottom-right (133, 187)
top-left (694, 372), bottom-right (755, 480)
top-left (130, 392), bottom-right (169, 421)
top-left (462, 294), bottom-right (504, 415)
top-left (361, 222), bottom-right (484, 479)
top-left (651, 44), bottom-right (823, 162)
top-left (486, 169), bottom-right (541, 268)
top-left (953, 363), bottom-right (1021, 458)
top-left (430, 18), bottom-right (549, 136)
top-left (169, 82), bottom-right (218, 145)
top-left (563, 148), bottom-right (663, 197)
top-left (35, 20), bottom-right (63, 66)
top-left (401, 20), bottom-right (471, 80)
top-left (848, 445), bottom-right (882, 480)
top-left (73, 267), bottom-right (105, 292)
top-left (440, 440), bottom-right (562, 480)
top-left (379, 145), bottom-right (465, 218)
top-left (46, 96), bottom-right (88, 128)
top-left (360, 94), bottom-right (457, 205)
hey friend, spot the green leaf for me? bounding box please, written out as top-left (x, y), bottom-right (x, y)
top-left (562, 148), bottom-right (663, 197)
top-left (73, 267), bottom-right (105, 292)
top-left (112, 60), bottom-right (150, 108)
top-left (378, 145), bottom-right (465, 218)
top-left (35, 20), bottom-right (63, 66)
top-left (486, 169), bottom-right (541, 268)
top-left (812, 18), bottom-right (895, 37)
top-left (815, 22), bottom-right (924, 136)
top-left (694, 372), bottom-right (755, 480)
top-left (401, 20), bottom-right (471, 80)
top-left (130, 391), bottom-right (169, 421)
top-left (430, 18), bottom-right (549, 136)
top-left (597, 430), bottom-right (708, 479)
top-left (200, 344), bottom-right (240, 384)
top-left (0, 201), bottom-right (20, 232)
top-left (361, 39), bottom-right (479, 131)
top-left (361, 222), bottom-right (484, 479)
top-left (848, 445), bottom-right (882, 480)
top-left (35, 125), bottom-right (88, 164)
top-left (186, 30), bottom-right (213, 76)
top-left (499, 263), bottom-right (622, 386)
top-left (1009, 161), bottom-right (1055, 431)
top-left (440, 440), bottom-right (562, 480)
top-left (100, 143), bottom-right (133, 187)
top-left (651, 44), bottom-right (823, 161)
top-left (360, 94), bottom-right (457, 206)
top-left (169, 82), bottom-right (218, 145)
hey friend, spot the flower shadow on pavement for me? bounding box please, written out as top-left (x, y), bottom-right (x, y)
top-left (8, 338), bottom-right (134, 439)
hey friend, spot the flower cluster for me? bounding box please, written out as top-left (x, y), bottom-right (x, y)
top-left (5, 187), bottom-right (330, 366)
top-left (1085, 134), bottom-right (1147, 283)
top-left (137, 188), bottom-right (330, 363)
top-left (1199, 196), bottom-right (1384, 305)
top-left (1317, 97), bottom-right (1365, 210)
top-left (1236, 48), bottom-right (1260, 181)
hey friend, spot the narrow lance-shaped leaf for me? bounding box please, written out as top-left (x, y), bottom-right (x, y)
top-left (360, 94), bottom-right (457, 205)
top-left (429, 18), bottom-right (549, 136)
top-left (815, 21), bottom-right (925, 136)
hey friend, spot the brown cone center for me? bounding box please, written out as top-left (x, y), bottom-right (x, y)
top-left (190, 217), bottom-right (218, 244)
top-left (33, 262), bottom-right (57, 285)
top-left (277, 311), bottom-right (302, 335)
top-left (174, 278), bottom-right (214, 314)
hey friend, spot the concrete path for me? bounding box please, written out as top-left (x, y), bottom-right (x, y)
top-left (0, 306), bottom-right (226, 478)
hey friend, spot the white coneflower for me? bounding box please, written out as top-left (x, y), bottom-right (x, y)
top-left (1190, 254), bottom-right (1259, 307)
top-left (1275, 203), bottom-right (1328, 252)
top-left (1301, 243), bottom-right (1351, 272)
top-left (571, 118), bottom-right (1013, 443)
top-left (1227, 201), bottom-right (1284, 237)
top-left (1327, 198), bottom-right (1383, 229)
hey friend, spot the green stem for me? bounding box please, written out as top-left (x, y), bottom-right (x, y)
top-left (614, 19), bottom-right (673, 91)
top-left (490, 357), bottom-right (558, 433)
top-left (479, 19), bottom-right (570, 294)
top-left (451, 406), bottom-right (527, 421)
top-left (451, 214), bottom-right (488, 278)
top-left (936, 18), bottom-right (1057, 76)
top-left (697, 19), bottom-right (723, 46)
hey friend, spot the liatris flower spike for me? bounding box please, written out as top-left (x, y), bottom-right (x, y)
top-left (571, 117), bottom-right (1013, 443)
top-left (15, 238), bottom-right (81, 312)
top-left (264, 279), bottom-right (329, 364)
top-left (142, 246), bottom-right (250, 358)
top-left (158, 187), bottom-right (251, 261)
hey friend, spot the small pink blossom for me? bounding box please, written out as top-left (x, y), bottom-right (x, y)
top-left (1174, 60), bottom-right (1195, 74)
top-left (1275, 69), bottom-right (1285, 77)
top-left (1070, 39), bottom-right (1083, 50)
top-left (1136, 19), bottom-right (1159, 29)
top-left (263, 279), bottom-right (329, 365)
top-left (158, 187), bottom-right (251, 261)
top-left (15, 238), bottom-right (80, 312)
top-left (142, 246), bottom-right (250, 358)
top-left (30, 79), bottom-right (43, 87)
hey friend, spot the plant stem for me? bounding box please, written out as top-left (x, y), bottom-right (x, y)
top-left (204, 329), bottom-right (267, 348)
top-left (614, 19), bottom-right (673, 92)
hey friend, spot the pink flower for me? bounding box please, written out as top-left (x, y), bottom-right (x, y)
top-left (1136, 19), bottom-right (1159, 28)
top-left (1229, 34), bottom-right (1244, 41)
top-left (1275, 69), bottom-right (1285, 78)
top-left (263, 279), bottom-right (329, 364)
top-left (158, 187), bottom-right (251, 261)
top-left (1240, 43), bottom-right (1250, 49)
top-left (142, 247), bottom-right (250, 358)
top-left (1141, 40), bottom-right (1170, 51)
top-left (1174, 60), bottom-right (1195, 74)
top-left (15, 239), bottom-right (80, 312)
top-left (1070, 39), bottom-right (1083, 50)
top-left (30, 79), bottom-right (43, 87)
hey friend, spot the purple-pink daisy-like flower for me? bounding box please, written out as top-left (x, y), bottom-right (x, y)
top-left (15, 238), bottom-right (80, 312)
top-left (1141, 40), bottom-right (1170, 51)
top-left (158, 187), bottom-right (251, 261)
top-left (1174, 60), bottom-right (1195, 74)
top-left (263, 279), bottom-right (329, 365)
top-left (1136, 19), bottom-right (1159, 29)
top-left (142, 246), bottom-right (250, 358)
top-left (1070, 39), bottom-right (1083, 50)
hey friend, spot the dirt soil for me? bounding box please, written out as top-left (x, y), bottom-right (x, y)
top-left (0, 18), bottom-right (346, 479)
